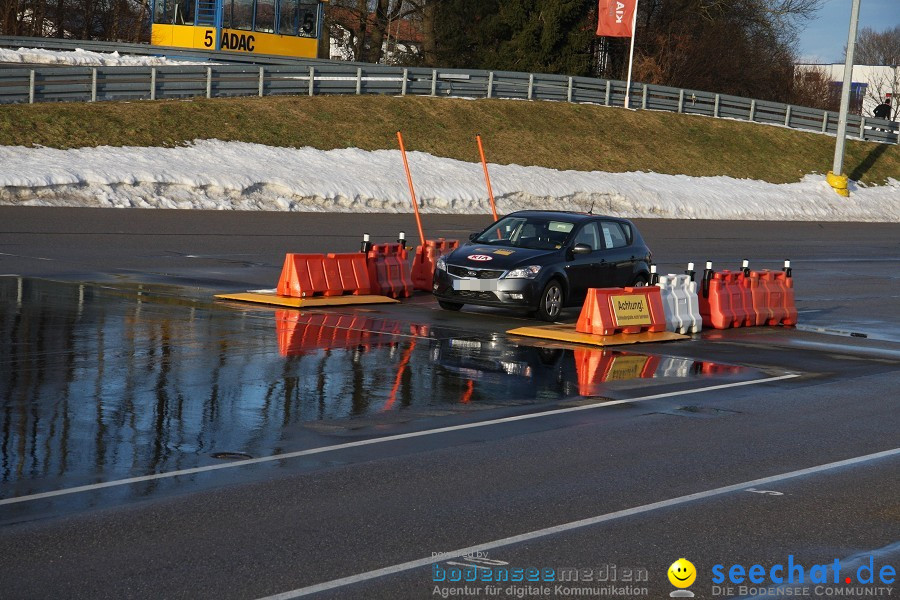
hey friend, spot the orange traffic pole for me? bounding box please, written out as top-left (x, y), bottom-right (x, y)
top-left (396, 131), bottom-right (426, 248)
top-left (476, 134), bottom-right (499, 222)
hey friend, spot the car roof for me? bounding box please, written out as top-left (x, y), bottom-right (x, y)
top-left (504, 210), bottom-right (628, 224)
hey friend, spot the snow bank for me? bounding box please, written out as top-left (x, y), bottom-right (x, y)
top-left (0, 140), bottom-right (896, 221)
top-left (0, 47), bottom-right (213, 66)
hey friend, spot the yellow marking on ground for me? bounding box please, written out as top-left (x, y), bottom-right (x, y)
top-left (507, 324), bottom-right (688, 346)
top-left (214, 292), bottom-right (398, 307)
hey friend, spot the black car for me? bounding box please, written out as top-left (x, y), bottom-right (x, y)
top-left (432, 211), bottom-right (652, 321)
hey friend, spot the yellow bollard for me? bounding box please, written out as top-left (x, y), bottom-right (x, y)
top-left (826, 171), bottom-right (850, 197)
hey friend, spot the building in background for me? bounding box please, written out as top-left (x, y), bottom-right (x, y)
top-left (327, 6), bottom-right (422, 63)
top-left (796, 64), bottom-right (899, 120)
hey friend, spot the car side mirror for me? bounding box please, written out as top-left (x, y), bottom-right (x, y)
top-left (572, 243), bottom-right (592, 255)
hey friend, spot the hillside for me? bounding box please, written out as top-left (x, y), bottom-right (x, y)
top-left (0, 95), bottom-right (897, 185)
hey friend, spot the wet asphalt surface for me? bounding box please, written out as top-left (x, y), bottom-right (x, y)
top-left (0, 207), bottom-right (898, 600)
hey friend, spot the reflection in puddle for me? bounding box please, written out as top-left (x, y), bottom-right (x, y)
top-left (0, 278), bottom-right (750, 500)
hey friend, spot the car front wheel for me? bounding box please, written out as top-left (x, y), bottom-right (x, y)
top-left (536, 281), bottom-right (564, 321)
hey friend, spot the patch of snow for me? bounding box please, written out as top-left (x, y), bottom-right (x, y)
top-left (0, 140), bottom-right (896, 222)
top-left (0, 47), bottom-right (214, 66)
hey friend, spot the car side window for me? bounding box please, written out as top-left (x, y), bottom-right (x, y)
top-left (573, 222), bottom-right (601, 251)
top-left (601, 221), bottom-right (629, 249)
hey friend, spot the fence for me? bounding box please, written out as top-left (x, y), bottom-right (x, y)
top-left (1, 36), bottom-right (897, 144)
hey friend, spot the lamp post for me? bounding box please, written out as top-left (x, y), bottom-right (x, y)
top-left (827, 0), bottom-right (861, 198)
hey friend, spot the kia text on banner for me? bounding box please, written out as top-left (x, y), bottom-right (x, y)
top-left (597, 0), bottom-right (636, 37)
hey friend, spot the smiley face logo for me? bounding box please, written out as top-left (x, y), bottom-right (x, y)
top-left (668, 558), bottom-right (696, 588)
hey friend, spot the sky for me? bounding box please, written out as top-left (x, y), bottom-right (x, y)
top-left (797, 0), bottom-right (900, 64)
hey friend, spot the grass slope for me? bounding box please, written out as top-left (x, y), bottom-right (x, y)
top-left (0, 95), bottom-right (897, 185)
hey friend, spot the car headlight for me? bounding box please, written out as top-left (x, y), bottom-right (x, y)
top-left (504, 265), bottom-right (542, 279)
top-left (436, 256), bottom-right (447, 272)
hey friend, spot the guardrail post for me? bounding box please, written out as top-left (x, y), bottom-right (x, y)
top-left (567, 76), bottom-right (573, 103)
top-left (258, 66), bottom-right (264, 97)
top-left (641, 84), bottom-right (647, 109)
top-left (749, 99), bottom-right (756, 122)
top-left (29, 69), bottom-right (35, 104)
top-left (150, 67), bottom-right (157, 101)
top-left (308, 66), bottom-right (314, 96)
top-left (90, 68), bottom-right (97, 102)
top-left (678, 89), bottom-right (684, 113)
top-left (821, 111), bottom-right (828, 133)
top-left (713, 93), bottom-right (719, 117)
top-left (527, 74), bottom-right (534, 100)
top-left (401, 68), bottom-right (408, 96)
top-left (604, 80), bottom-right (611, 106)
top-left (206, 67), bottom-right (212, 99)
top-left (431, 69), bottom-right (437, 96)
top-left (487, 71), bottom-right (494, 99)
top-left (355, 67), bottom-right (362, 94)
top-left (859, 116), bottom-right (865, 139)
top-left (784, 105), bottom-right (791, 127)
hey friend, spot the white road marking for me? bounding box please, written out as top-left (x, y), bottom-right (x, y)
top-left (0, 374), bottom-right (798, 506)
top-left (744, 487), bottom-right (784, 496)
top-left (256, 447), bottom-right (900, 600)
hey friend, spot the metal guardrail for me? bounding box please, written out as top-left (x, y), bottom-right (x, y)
top-left (1, 36), bottom-right (897, 144)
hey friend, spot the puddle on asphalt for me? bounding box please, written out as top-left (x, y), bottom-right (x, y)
top-left (0, 278), bottom-right (753, 507)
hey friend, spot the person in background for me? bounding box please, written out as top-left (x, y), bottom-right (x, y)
top-left (873, 99), bottom-right (891, 120)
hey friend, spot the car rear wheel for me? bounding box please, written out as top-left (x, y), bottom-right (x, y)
top-left (536, 281), bottom-right (564, 321)
top-left (630, 274), bottom-right (649, 287)
top-left (438, 300), bottom-right (464, 311)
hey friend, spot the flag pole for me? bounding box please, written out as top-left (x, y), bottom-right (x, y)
top-left (623, 0), bottom-right (640, 109)
top-left (827, 0), bottom-right (861, 198)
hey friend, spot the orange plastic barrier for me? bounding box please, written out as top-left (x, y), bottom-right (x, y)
top-left (277, 254), bottom-right (329, 298)
top-left (777, 270), bottom-right (798, 326)
top-left (277, 253), bottom-right (372, 298)
top-left (327, 252), bottom-right (372, 296)
top-left (734, 271), bottom-right (757, 327)
top-left (714, 270), bottom-right (755, 328)
top-left (576, 287), bottom-right (667, 336)
top-left (752, 270), bottom-right (797, 326)
top-left (367, 243), bottom-right (413, 299)
top-left (699, 263), bottom-right (797, 329)
top-left (699, 272), bottom-right (735, 329)
top-left (411, 237), bottom-right (460, 292)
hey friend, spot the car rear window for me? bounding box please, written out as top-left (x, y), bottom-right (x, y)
top-left (601, 221), bottom-right (629, 249)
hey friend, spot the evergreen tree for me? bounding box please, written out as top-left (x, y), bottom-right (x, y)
top-left (432, 0), bottom-right (597, 76)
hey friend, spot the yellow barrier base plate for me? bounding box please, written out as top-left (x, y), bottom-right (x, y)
top-left (508, 324), bottom-right (689, 346)
top-left (214, 292), bottom-right (399, 308)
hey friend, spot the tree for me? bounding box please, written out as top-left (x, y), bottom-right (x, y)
top-left (853, 25), bottom-right (900, 66)
top-left (430, 0), bottom-right (597, 76)
top-left (790, 65), bottom-right (840, 112)
top-left (846, 26), bottom-right (900, 120)
top-left (611, 0), bottom-right (821, 102)
top-left (326, 0), bottom-right (420, 63)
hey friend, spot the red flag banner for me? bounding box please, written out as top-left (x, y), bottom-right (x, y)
top-left (597, 0), bottom-right (636, 37)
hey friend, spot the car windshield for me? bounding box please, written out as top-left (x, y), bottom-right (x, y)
top-left (474, 216), bottom-right (576, 250)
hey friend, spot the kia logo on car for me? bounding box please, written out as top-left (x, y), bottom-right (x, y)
top-left (468, 255), bottom-right (493, 262)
